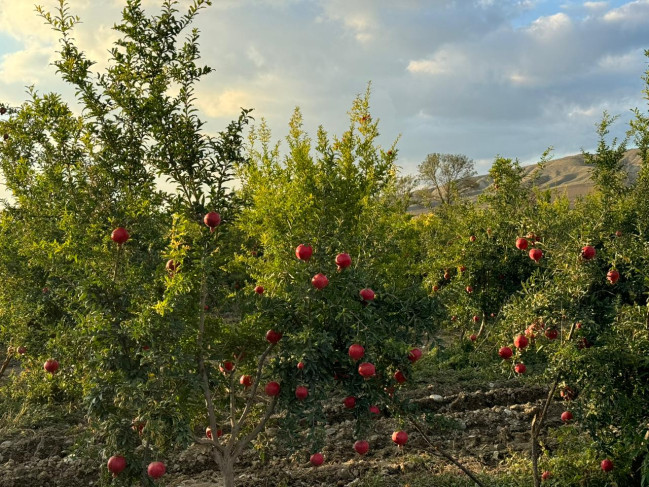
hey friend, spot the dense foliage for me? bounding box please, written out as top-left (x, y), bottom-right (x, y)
top-left (0, 2), bottom-right (648, 486)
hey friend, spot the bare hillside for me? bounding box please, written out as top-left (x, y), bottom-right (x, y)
top-left (411, 149), bottom-right (643, 213)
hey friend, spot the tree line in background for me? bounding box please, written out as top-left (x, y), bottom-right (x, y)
top-left (0, 1), bottom-right (648, 486)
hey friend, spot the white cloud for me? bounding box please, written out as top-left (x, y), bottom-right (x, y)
top-left (603, 0), bottom-right (649, 22)
top-left (597, 48), bottom-right (646, 73)
top-left (0, 44), bottom-right (54, 85)
top-left (197, 89), bottom-right (256, 118)
top-left (407, 46), bottom-right (469, 76)
top-left (0, 0), bottom-right (646, 178)
top-left (583, 1), bottom-right (608, 10)
top-left (527, 12), bottom-right (572, 37)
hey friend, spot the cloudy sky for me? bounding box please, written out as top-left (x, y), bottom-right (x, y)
top-left (1, 0), bottom-right (648, 175)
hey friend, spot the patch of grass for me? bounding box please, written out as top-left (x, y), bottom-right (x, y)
top-left (412, 344), bottom-right (510, 395)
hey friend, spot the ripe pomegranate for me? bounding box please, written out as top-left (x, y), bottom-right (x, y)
top-left (451, 316), bottom-right (457, 322)
top-left (600, 459), bottom-right (613, 472)
top-left (0, 107), bottom-right (6, 115)
top-left (240, 375), bottom-right (252, 388)
top-left (545, 328), bottom-right (558, 340)
top-left (147, 461), bottom-right (166, 479)
top-left (219, 361), bottom-right (234, 374)
top-left (575, 322), bottom-right (583, 330)
top-left (295, 244), bottom-right (313, 261)
top-left (561, 411), bottom-right (573, 422)
top-left (204, 305), bottom-right (209, 311)
top-left (469, 235), bottom-right (476, 242)
top-left (581, 246), bottom-right (596, 260)
top-left (107, 455), bottom-right (126, 476)
top-left (254, 285), bottom-right (264, 294)
top-left (111, 227), bottom-right (129, 244)
top-left (44, 359), bottom-right (59, 373)
top-left (408, 348), bottom-right (422, 363)
top-left (465, 286), bottom-right (473, 294)
top-left (514, 363), bottom-right (526, 374)
top-left (516, 238), bottom-right (528, 250)
top-left (472, 315), bottom-right (479, 323)
top-left (165, 260), bottom-right (177, 272)
top-left (295, 385), bottom-right (308, 400)
top-left (459, 265), bottom-right (467, 273)
top-left (513, 334), bottom-right (529, 349)
top-left (312, 273), bottom-right (329, 289)
top-left (348, 344), bottom-right (365, 361)
top-left (615, 230), bottom-right (622, 237)
top-left (343, 396), bottom-right (356, 409)
top-left (498, 347), bottom-right (513, 360)
top-left (354, 440), bottom-right (369, 455)
top-left (17, 346), bottom-right (26, 355)
top-left (369, 405), bottom-right (380, 415)
top-left (335, 253), bottom-right (352, 270)
top-left (358, 362), bottom-right (376, 378)
top-left (203, 212), bottom-right (221, 231)
top-left (297, 361), bottom-right (305, 370)
top-left (432, 284), bottom-right (439, 292)
top-left (359, 288), bottom-right (375, 301)
top-left (607, 269), bottom-right (620, 284)
top-left (525, 325), bottom-right (537, 339)
top-left (541, 471), bottom-right (552, 480)
top-left (470, 334), bottom-right (477, 342)
top-left (310, 453), bottom-right (324, 466)
top-left (394, 370), bottom-right (406, 384)
top-left (391, 431), bottom-right (408, 446)
top-left (265, 381), bottom-right (280, 396)
top-left (206, 427), bottom-right (223, 439)
top-left (265, 329), bottom-right (283, 344)
top-left (529, 248), bottom-right (543, 262)
top-left (444, 271), bottom-right (451, 280)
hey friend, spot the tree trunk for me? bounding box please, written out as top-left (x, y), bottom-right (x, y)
top-left (218, 454), bottom-right (236, 487)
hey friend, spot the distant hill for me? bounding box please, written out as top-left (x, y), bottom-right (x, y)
top-left (410, 148), bottom-right (643, 214)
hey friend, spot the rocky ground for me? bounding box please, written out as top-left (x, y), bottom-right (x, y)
top-left (0, 373), bottom-right (561, 487)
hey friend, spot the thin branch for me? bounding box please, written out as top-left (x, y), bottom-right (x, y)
top-left (197, 257), bottom-right (223, 456)
top-left (0, 347), bottom-right (14, 379)
top-left (408, 416), bottom-right (486, 487)
top-left (232, 396), bottom-right (279, 459)
top-left (530, 320), bottom-right (577, 486)
top-left (228, 343), bottom-right (275, 448)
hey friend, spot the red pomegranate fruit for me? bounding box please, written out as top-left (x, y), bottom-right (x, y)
top-left (348, 344), bottom-right (365, 361)
top-left (265, 329), bottom-right (283, 344)
top-left (295, 386), bottom-right (308, 400)
top-left (147, 461), bottom-right (166, 479)
top-left (107, 455), bottom-right (127, 476)
top-left (358, 362), bottom-right (376, 378)
top-left (265, 381), bottom-right (280, 396)
top-left (335, 253), bottom-right (351, 270)
top-left (111, 227), bottom-right (129, 244)
top-left (391, 431), bottom-right (408, 446)
top-left (354, 440), bottom-right (369, 455)
top-left (44, 359), bottom-right (59, 374)
top-left (312, 273), bottom-right (329, 289)
top-left (295, 244), bottom-right (313, 261)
